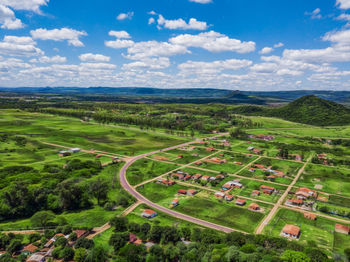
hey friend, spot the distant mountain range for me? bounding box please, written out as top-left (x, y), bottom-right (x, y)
top-left (1, 87), bottom-right (350, 105)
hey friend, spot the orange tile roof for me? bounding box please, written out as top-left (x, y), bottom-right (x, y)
top-left (283, 224), bottom-right (300, 236)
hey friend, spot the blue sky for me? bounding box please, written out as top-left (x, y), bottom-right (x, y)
top-left (0, 0), bottom-right (350, 90)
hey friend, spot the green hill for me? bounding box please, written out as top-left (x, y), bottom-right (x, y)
top-left (233, 95), bottom-right (350, 126)
top-left (267, 95), bottom-right (350, 126)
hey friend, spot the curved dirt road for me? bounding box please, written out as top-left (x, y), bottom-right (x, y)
top-left (119, 136), bottom-right (246, 234)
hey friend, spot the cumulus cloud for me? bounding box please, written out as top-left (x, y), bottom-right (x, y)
top-left (259, 47), bottom-right (273, 54)
top-left (155, 14), bottom-right (208, 30)
top-left (305, 8), bottom-right (322, 19)
top-left (30, 28), bottom-right (87, 47)
top-left (0, 35), bottom-right (43, 56)
top-left (169, 31), bottom-right (255, 53)
top-left (148, 17), bottom-right (155, 25)
top-left (105, 39), bottom-right (135, 49)
top-left (178, 59), bottom-right (252, 75)
top-left (117, 12), bottom-right (134, 21)
top-left (79, 53), bottom-right (110, 62)
top-left (189, 0), bottom-right (212, 4)
top-left (32, 55), bottom-right (67, 63)
top-left (336, 0), bottom-right (350, 9)
top-left (0, 5), bottom-right (23, 29)
top-left (122, 57), bottom-right (170, 70)
top-left (108, 30), bottom-right (131, 39)
top-left (273, 42), bottom-right (284, 48)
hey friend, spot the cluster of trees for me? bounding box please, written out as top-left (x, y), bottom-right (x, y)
top-left (106, 217), bottom-right (339, 262)
top-left (0, 160), bottom-right (132, 223)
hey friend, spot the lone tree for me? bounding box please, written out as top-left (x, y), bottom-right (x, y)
top-left (89, 178), bottom-right (109, 206)
top-left (30, 210), bottom-right (56, 228)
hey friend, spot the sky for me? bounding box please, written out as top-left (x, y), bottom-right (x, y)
top-left (0, 0), bottom-right (350, 91)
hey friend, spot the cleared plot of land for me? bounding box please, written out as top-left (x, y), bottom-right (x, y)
top-left (262, 208), bottom-right (350, 257)
top-left (137, 182), bottom-right (265, 233)
top-left (126, 158), bottom-right (178, 186)
top-left (296, 164), bottom-right (350, 197)
top-left (0, 109), bottom-right (188, 156)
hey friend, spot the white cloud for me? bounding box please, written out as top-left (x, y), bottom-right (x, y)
top-left (79, 53), bottom-right (110, 62)
top-left (169, 31), bottom-right (255, 53)
top-left (125, 41), bottom-right (189, 60)
top-left (178, 59), bottom-right (252, 75)
top-left (0, 0), bottom-right (49, 12)
top-left (336, 0), bottom-right (350, 9)
top-left (189, 0), bottom-right (212, 4)
top-left (273, 42), bottom-right (284, 48)
top-left (122, 57), bottom-right (170, 70)
top-left (105, 39), bottom-right (135, 49)
top-left (38, 55), bottom-right (66, 63)
top-left (156, 14), bottom-right (208, 30)
top-left (117, 12), bottom-right (134, 21)
top-left (305, 8), bottom-right (322, 19)
top-left (30, 28), bottom-right (87, 47)
top-left (259, 47), bottom-right (273, 54)
top-left (80, 62), bottom-right (116, 70)
top-left (0, 35), bottom-right (43, 56)
top-left (148, 17), bottom-right (155, 25)
top-left (0, 5), bottom-right (23, 29)
top-left (108, 30), bottom-right (131, 39)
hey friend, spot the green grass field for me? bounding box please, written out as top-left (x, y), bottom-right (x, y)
top-left (262, 208), bottom-right (350, 257)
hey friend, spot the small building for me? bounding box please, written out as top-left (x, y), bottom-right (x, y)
top-left (73, 229), bottom-right (89, 239)
top-left (184, 174), bottom-right (192, 181)
top-left (235, 198), bottom-right (246, 206)
top-left (249, 203), bottom-right (260, 211)
top-left (282, 224), bottom-right (300, 239)
top-left (234, 161), bottom-right (242, 165)
top-left (335, 224), bottom-right (350, 235)
top-left (206, 147), bottom-right (215, 152)
top-left (214, 192), bottom-right (225, 198)
top-left (304, 212), bottom-right (317, 220)
top-left (201, 175), bottom-right (210, 181)
top-left (192, 174), bottom-right (202, 180)
top-left (295, 187), bottom-right (317, 199)
top-left (26, 253), bottom-right (45, 262)
top-left (225, 195), bottom-right (234, 201)
top-left (216, 174), bottom-right (225, 180)
top-left (194, 161), bottom-right (202, 166)
top-left (222, 183), bottom-right (232, 191)
top-left (21, 243), bottom-right (38, 255)
top-left (69, 148), bottom-right (81, 153)
top-left (178, 155), bottom-right (183, 158)
top-left (251, 190), bottom-right (260, 197)
top-left (142, 209), bottom-right (157, 218)
top-left (249, 168), bottom-right (255, 172)
top-left (171, 199), bottom-right (179, 207)
top-left (187, 189), bottom-right (197, 196)
top-left (260, 185), bottom-right (275, 195)
top-left (286, 198), bottom-right (304, 206)
top-left (178, 189), bottom-right (187, 195)
top-left (58, 150), bottom-right (71, 157)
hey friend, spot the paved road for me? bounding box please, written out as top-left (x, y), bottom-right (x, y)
top-left (118, 135), bottom-right (249, 234)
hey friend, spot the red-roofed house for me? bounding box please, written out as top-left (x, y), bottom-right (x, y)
top-left (73, 229), bottom-right (89, 239)
top-left (304, 213), bottom-right (317, 220)
top-left (235, 198), bottom-right (246, 206)
top-left (249, 203), bottom-right (260, 211)
top-left (282, 224), bottom-right (300, 239)
top-left (178, 189), bottom-right (187, 195)
top-left (225, 195), bottom-right (234, 201)
top-left (142, 209), bottom-right (157, 218)
top-left (335, 224), bottom-right (350, 235)
top-left (21, 243), bottom-right (38, 255)
top-left (286, 198), bottom-right (304, 206)
top-left (201, 175), bottom-right (210, 181)
top-left (187, 189), bottom-right (197, 196)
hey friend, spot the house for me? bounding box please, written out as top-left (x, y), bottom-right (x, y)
top-left (335, 224), bottom-right (350, 235)
top-left (222, 183), bottom-right (232, 191)
top-left (206, 147), bottom-right (215, 152)
top-left (73, 229), bottom-right (89, 239)
top-left (295, 187), bottom-right (317, 199)
top-left (201, 175), bottom-right (210, 181)
top-left (266, 175), bottom-right (276, 181)
top-left (225, 180), bottom-right (243, 188)
top-left (192, 174), bottom-right (202, 180)
top-left (194, 161), bottom-right (202, 166)
top-left (260, 185), bottom-right (276, 195)
top-left (253, 148), bottom-right (264, 154)
top-left (187, 189), bottom-right (197, 196)
top-left (249, 203), bottom-right (260, 211)
top-left (58, 150), bottom-right (71, 157)
top-left (216, 174), bottom-right (225, 180)
top-left (304, 212), bottom-right (317, 220)
top-left (214, 192), bottom-right (225, 198)
top-left (206, 157), bottom-right (226, 164)
top-left (251, 190), bottom-right (260, 197)
top-left (192, 153), bottom-right (199, 157)
top-left (247, 146), bottom-right (254, 151)
top-left (282, 224), bottom-right (300, 239)
top-left (225, 195), bottom-right (234, 201)
top-left (172, 173), bottom-right (185, 180)
top-left (129, 233), bottom-right (138, 243)
top-left (157, 179), bottom-right (176, 186)
top-left (286, 198), bottom-right (304, 206)
top-left (171, 199), bottom-right (179, 207)
top-left (234, 161), bottom-right (242, 165)
top-left (21, 243), bottom-right (38, 255)
top-left (254, 164), bottom-right (265, 169)
top-left (142, 209), bottom-right (157, 218)
top-left (295, 155), bottom-right (302, 161)
top-left (249, 168), bottom-right (255, 172)
top-left (184, 174), bottom-right (192, 181)
top-left (178, 189), bottom-right (187, 195)
top-left (235, 198), bottom-right (246, 206)
top-left (69, 148), bottom-right (81, 153)
top-left (26, 253), bottom-right (46, 262)
top-left (178, 155), bottom-right (183, 158)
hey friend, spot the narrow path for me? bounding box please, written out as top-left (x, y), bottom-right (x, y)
top-left (255, 155), bottom-right (312, 234)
